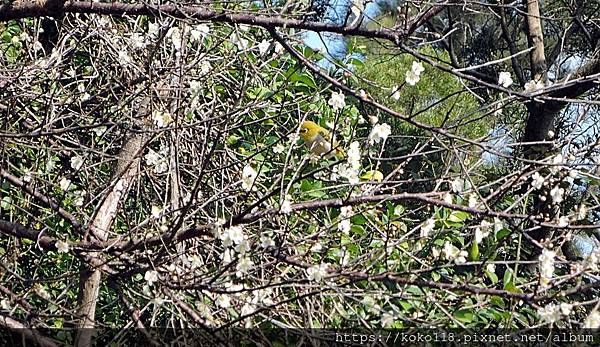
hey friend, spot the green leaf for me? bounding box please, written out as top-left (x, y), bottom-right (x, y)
top-left (469, 242), bottom-right (479, 261)
top-left (448, 210), bottom-right (469, 223)
top-left (361, 170), bottom-right (383, 182)
top-left (503, 268), bottom-right (513, 288)
top-left (496, 228), bottom-right (511, 241)
top-left (490, 296), bottom-right (505, 308)
top-left (289, 73), bottom-right (317, 89)
top-left (486, 269), bottom-right (499, 284)
top-left (504, 282), bottom-right (523, 293)
top-left (350, 214), bottom-right (367, 225)
top-left (453, 309), bottom-right (474, 323)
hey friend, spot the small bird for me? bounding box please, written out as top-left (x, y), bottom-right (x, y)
top-left (299, 121), bottom-right (345, 158)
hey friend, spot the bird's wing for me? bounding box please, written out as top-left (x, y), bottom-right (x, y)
top-left (318, 128), bottom-right (331, 141)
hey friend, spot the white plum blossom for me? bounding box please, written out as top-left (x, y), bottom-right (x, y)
top-left (451, 178), bottom-right (470, 193)
top-left (93, 126), bottom-right (107, 137)
top-left (550, 154), bottom-right (564, 173)
top-left (273, 143), bottom-right (285, 154)
top-left (166, 26), bottom-right (183, 50)
top-left (475, 220), bottom-right (493, 244)
top-left (549, 185), bottom-right (564, 204)
top-left (152, 110), bottom-right (173, 128)
top-left (381, 312), bottom-right (395, 327)
top-left (420, 218), bottom-right (436, 238)
top-left (443, 241), bottom-right (467, 264)
top-left (148, 22), bottom-right (159, 37)
top-left (347, 141), bottom-right (361, 170)
top-left (236, 257), bottom-right (254, 277)
top-left (73, 190), bottom-right (85, 207)
top-left (338, 206), bottom-right (352, 218)
top-left (118, 50), bottom-right (133, 65)
top-left (260, 234), bottom-right (275, 248)
top-left (577, 204), bottom-right (588, 220)
top-left (405, 61), bottom-right (425, 85)
top-left (190, 24), bottom-right (210, 41)
top-left (274, 42), bottom-right (284, 54)
top-left (55, 240), bottom-right (69, 253)
top-left (583, 311), bottom-right (600, 328)
top-left (46, 158), bottom-right (57, 172)
top-left (311, 242), bottom-right (323, 252)
top-left (557, 215), bottom-right (569, 227)
top-left (216, 294), bottom-right (231, 308)
top-left (221, 248), bottom-right (234, 264)
top-left (468, 194), bottom-right (478, 208)
top-left (257, 40), bottom-right (270, 55)
top-left (486, 263), bottom-right (496, 273)
top-left (199, 60), bottom-right (211, 74)
top-left (333, 163), bottom-right (360, 184)
top-left (538, 304), bottom-right (561, 323)
top-left (59, 178), bottom-right (72, 191)
top-left (151, 205), bottom-right (162, 219)
top-left (144, 148), bottom-right (168, 174)
top-left (494, 217), bottom-right (504, 233)
top-left (220, 225), bottom-right (246, 247)
top-left (70, 155), bottom-right (84, 170)
top-left (531, 172), bottom-right (545, 190)
top-left (188, 254), bottom-right (202, 269)
top-left (498, 71), bottom-right (513, 88)
top-left (328, 91), bottom-right (346, 111)
top-left (241, 165), bottom-right (258, 191)
top-left (338, 206), bottom-right (353, 233)
top-left (443, 192), bottom-right (453, 205)
top-left (234, 238), bottom-right (251, 254)
top-left (338, 219), bottom-right (351, 233)
top-left (280, 195), bottom-right (293, 214)
top-left (560, 303), bottom-right (573, 316)
top-left (130, 33), bottom-right (146, 49)
top-left (306, 264), bottom-right (328, 282)
top-left (524, 79), bottom-right (545, 92)
top-left (19, 32), bottom-right (31, 43)
top-left (368, 123), bottom-right (391, 145)
top-left (144, 270), bottom-right (159, 286)
top-left (231, 32), bottom-right (248, 50)
top-left (539, 248), bottom-right (556, 288)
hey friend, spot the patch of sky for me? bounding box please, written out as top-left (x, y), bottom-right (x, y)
top-left (302, 0), bottom-right (392, 69)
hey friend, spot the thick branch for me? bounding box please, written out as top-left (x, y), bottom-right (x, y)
top-left (524, 0), bottom-right (547, 82)
top-left (0, 1), bottom-right (405, 42)
top-left (75, 133), bottom-right (145, 346)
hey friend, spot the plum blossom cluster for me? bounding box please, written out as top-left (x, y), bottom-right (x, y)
top-left (368, 123), bottom-right (391, 145)
top-left (498, 71), bottom-right (513, 88)
top-left (443, 241), bottom-right (468, 264)
top-left (537, 302), bottom-right (572, 324)
top-left (539, 248), bottom-right (556, 288)
top-left (332, 141), bottom-right (362, 184)
top-left (218, 226), bottom-right (254, 277)
top-left (338, 205), bottom-right (353, 233)
top-left (145, 145), bottom-right (169, 174)
top-left (328, 91), bottom-right (346, 111)
top-left (241, 165), bottom-right (258, 191)
top-left (405, 61), bottom-right (425, 86)
top-left (306, 264), bottom-right (329, 282)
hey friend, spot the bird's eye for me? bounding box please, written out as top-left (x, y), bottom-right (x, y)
top-left (300, 128), bottom-right (307, 133)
